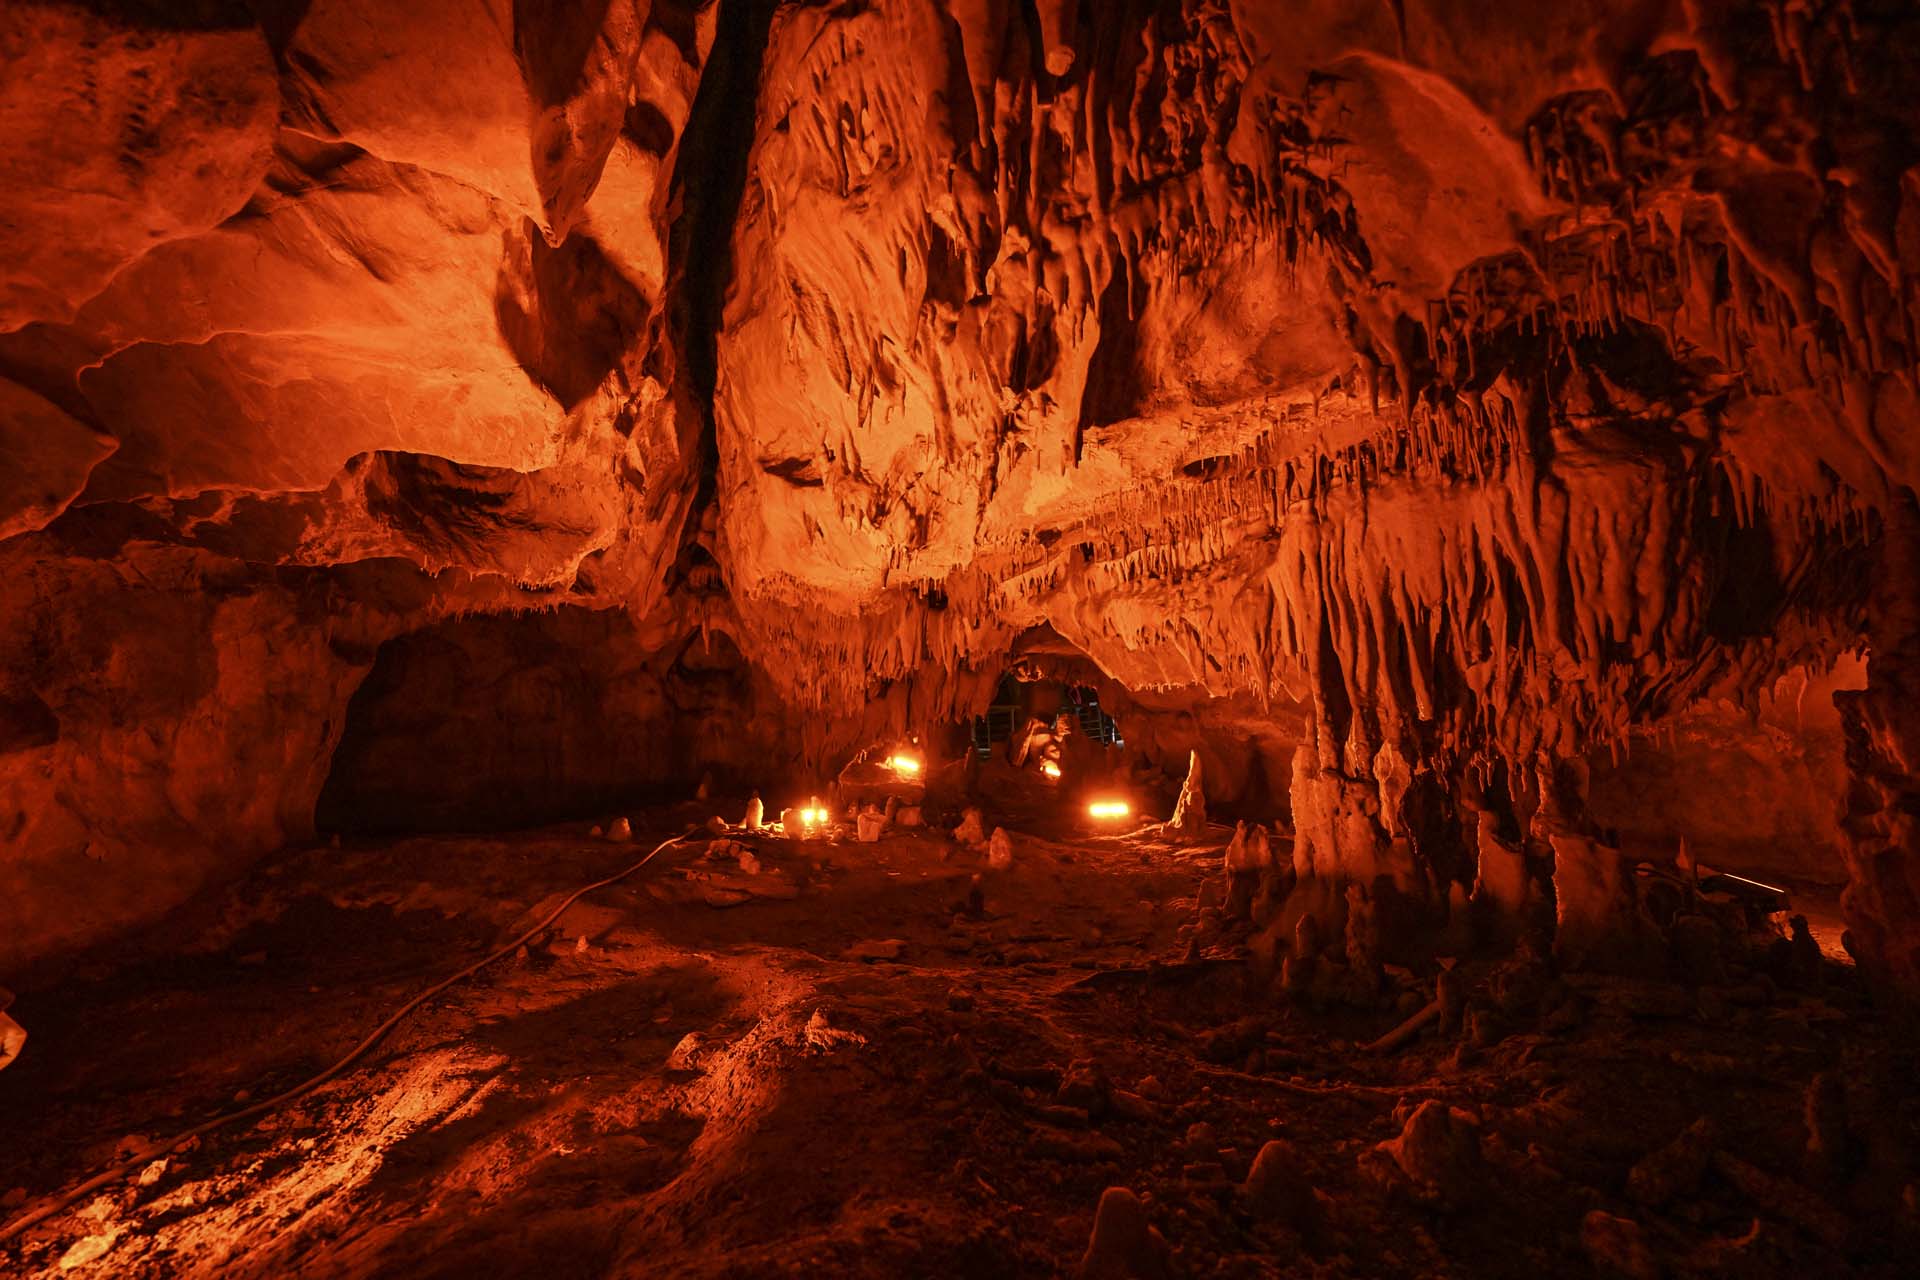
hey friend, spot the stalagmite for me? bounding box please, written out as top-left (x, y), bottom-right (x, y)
top-left (1168, 750), bottom-right (1207, 838)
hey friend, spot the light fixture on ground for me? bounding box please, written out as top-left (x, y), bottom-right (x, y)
top-left (1087, 799), bottom-right (1130, 820)
top-left (1041, 760), bottom-right (1061, 779)
top-left (886, 753), bottom-right (922, 777)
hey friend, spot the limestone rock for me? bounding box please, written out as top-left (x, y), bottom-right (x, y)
top-left (1075, 1187), bottom-right (1172, 1280)
top-left (1367, 1101), bottom-right (1484, 1207)
top-left (955, 808), bottom-right (988, 847)
top-left (1242, 1138), bottom-right (1323, 1237)
top-left (1168, 750), bottom-right (1207, 838)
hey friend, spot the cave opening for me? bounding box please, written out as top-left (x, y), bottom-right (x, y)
top-left (5, 3), bottom-right (1920, 1277)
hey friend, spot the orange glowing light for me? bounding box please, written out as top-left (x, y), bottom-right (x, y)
top-left (1087, 800), bottom-right (1130, 820)
top-left (887, 754), bottom-right (922, 776)
top-left (1041, 761), bottom-right (1062, 779)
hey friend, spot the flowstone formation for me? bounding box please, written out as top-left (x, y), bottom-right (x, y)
top-left (2, 0), bottom-right (1918, 996)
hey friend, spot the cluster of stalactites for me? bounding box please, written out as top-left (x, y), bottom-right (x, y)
top-left (722, 0), bottom-right (1904, 783)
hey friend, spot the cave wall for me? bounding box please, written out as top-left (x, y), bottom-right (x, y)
top-left (4, 0), bottom-right (1920, 987)
top-left (1587, 657), bottom-right (1865, 884)
top-left (317, 605), bottom-right (797, 834)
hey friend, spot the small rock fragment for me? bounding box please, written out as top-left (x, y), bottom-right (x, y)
top-left (666, 1032), bottom-right (705, 1071)
top-left (847, 938), bottom-right (906, 962)
top-left (606, 816), bottom-right (633, 844)
top-left (803, 1008), bottom-right (867, 1052)
top-left (1242, 1138), bottom-right (1323, 1236)
top-left (1368, 1100), bottom-right (1483, 1206)
top-left (955, 807), bottom-right (988, 846)
top-left (988, 826), bottom-right (1014, 870)
top-left (1076, 1187), bottom-right (1172, 1280)
top-left (1057, 1059), bottom-right (1112, 1117)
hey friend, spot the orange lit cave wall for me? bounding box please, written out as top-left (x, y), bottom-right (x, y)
top-left (1586, 657), bottom-right (1867, 887)
top-left (4, 0), bottom-right (1920, 992)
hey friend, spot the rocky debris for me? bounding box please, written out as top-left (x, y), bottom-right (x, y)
top-left (1241, 1138), bottom-right (1323, 1239)
top-left (605, 817), bottom-right (633, 844)
top-left (742, 794), bottom-right (764, 831)
top-left (1580, 1210), bottom-right (1659, 1280)
top-left (856, 806), bottom-right (886, 843)
top-left (987, 827), bottom-right (1014, 870)
top-left (954, 808), bottom-right (988, 847)
top-left (846, 938), bottom-right (906, 963)
top-left (1193, 1018), bottom-right (1267, 1065)
top-left (666, 1032), bottom-right (706, 1072)
top-left (1627, 1117), bottom-right (1716, 1208)
top-left (1075, 1187), bottom-right (1172, 1280)
top-left (1056, 1060), bottom-right (1112, 1118)
top-left (895, 805), bottom-right (924, 828)
top-left (801, 1009), bottom-right (866, 1053)
top-left (1362, 1100), bottom-right (1484, 1208)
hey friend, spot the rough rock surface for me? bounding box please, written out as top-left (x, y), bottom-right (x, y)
top-left (3, 0), bottom-right (1919, 989)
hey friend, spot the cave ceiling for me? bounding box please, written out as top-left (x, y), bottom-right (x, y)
top-left (2, 0), bottom-right (1913, 765)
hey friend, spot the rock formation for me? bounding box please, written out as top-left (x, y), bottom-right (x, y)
top-left (3, 0), bottom-right (1919, 997)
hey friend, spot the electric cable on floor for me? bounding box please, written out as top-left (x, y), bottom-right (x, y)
top-left (0, 827), bottom-right (695, 1247)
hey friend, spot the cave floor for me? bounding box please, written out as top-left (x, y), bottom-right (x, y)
top-left (1, 809), bottom-right (1912, 1279)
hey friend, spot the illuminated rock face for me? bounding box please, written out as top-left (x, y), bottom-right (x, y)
top-left (3, 1), bottom-right (1919, 983)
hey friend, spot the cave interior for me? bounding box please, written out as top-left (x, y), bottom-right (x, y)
top-left (3, 1), bottom-right (1920, 1277)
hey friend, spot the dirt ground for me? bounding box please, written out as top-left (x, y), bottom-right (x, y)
top-left (1, 803), bottom-right (1914, 1278)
